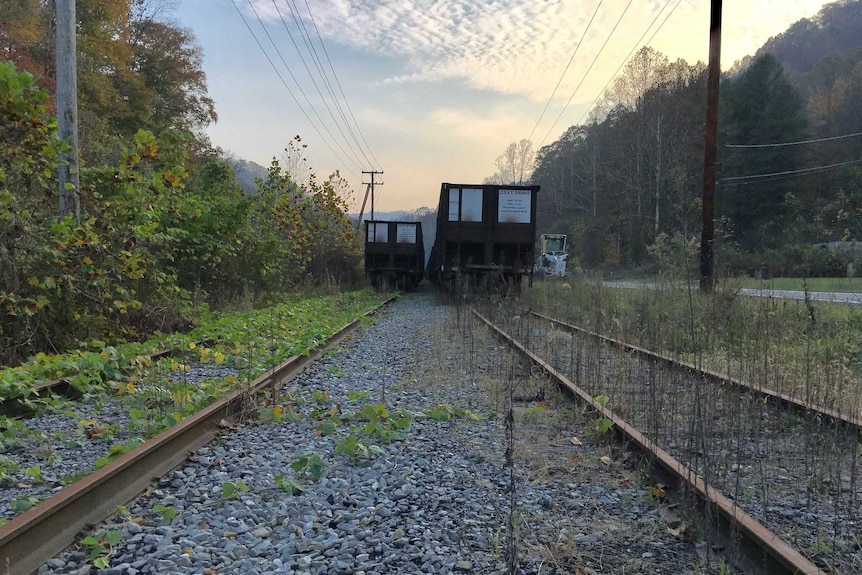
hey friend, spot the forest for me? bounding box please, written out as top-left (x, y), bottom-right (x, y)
top-left (530, 0), bottom-right (862, 277)
top-left (1, 0), bottom-right (363, 366)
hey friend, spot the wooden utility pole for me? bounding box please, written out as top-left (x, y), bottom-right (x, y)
top-left (362, 170), bottom-right (383, 220)
top-left (57, 0), bottom-right (80, 219)
top-left (355, 182), bottom-right (372, 233)
top-left (699, 0), bottom-right (722, 293)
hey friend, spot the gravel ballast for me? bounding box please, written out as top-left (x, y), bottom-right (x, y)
top-left (26, 291), bottom-right (709, 574)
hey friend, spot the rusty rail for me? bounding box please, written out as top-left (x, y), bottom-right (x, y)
top-left (0, 299), bottom-right (392, 575)
top-left (0, 338), bottom-right (216, 418)
top-left (530, 311), bottom-right (861, 430)
top-left (474, 309), bottom-right (824, 575)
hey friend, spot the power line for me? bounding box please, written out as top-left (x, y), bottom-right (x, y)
top-left (726, 130), bottom-right (862, 149)
top-left (574, 0), bottom-right (681, 128)
top-left (231, 0), bottom-right (361, 177)
top-left (537, 0), bottom-right (635, 150)
top-left (526, 0), bottom-right (602, 144)
top-left (720, 158), bottom-right (862, 183)
top-left (246, 0), bottom-right (364, 173)
top-left (269, 0), bottom-right (367, 170)
top-left (302, 0), bottom-right (382, 170)
top-left (288, 0), bottom-right (376, 170)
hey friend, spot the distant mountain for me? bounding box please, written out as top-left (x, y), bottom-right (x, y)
top-left (222, 156), bottom-right (269, 195)
top-left (350, 207), bottom-right (434, 223)
top-left (754, 0), bottom-right (862, 76)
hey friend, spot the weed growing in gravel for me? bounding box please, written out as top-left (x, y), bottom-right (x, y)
top-left (335, 435), bottom-right (384, 459)
top-left (290, 454), bottom-right (325, 480)
top-left (22, 464), bottom-right (43, 483)
top-left (0, 454), bottom-right (19, 484)
top-left (273, 474), bottom-right (305, 495)
top-left (0, 416), bottom-right (31, 451)
top-left (221, 480), bottom-right (250, 499)
top-left (588, 394), bottom-right (614, 437)
top-left (10, 495), bottom-right (39, 513)
top-left (425, 403), bottom-right (483, 422)
top-left (153, 504), bottom-right (178, 523)
top-left (79, 529), bottom-right (122, 569)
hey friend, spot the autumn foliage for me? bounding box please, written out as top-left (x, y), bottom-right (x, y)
top-left (0, 60), bottom-right (362, 366)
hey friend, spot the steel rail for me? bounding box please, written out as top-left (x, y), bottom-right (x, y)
top-left (0, 300), bottom-right (392, 575)
top-left (0, 338), bottom-right (216, 418)
top-left (474, 309), bottom-right (824, 575)
top-left (530, 311), bottom-right (862, 430)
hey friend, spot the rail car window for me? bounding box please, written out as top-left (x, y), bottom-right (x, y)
top-left (367, 223), bottom-right (389, 243)
top-left (448, 187), bottom-right (483, 222)
top-left (396, 224), bottom-right (417, 243)
top-left (462, 188), bottom-right (482, 221)
top-left (448, 189), bottom-right (459, 221)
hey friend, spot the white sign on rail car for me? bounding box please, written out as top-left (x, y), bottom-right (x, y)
top-left (396, 224), bottom-right (417, 243)
top-left (498, 189), bottom-right (531, 223)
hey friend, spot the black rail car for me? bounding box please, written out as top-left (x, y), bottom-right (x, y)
top-left (427, 183), bottom-right (539, 292)
top-left (364, 220), bottom-right (425, 291)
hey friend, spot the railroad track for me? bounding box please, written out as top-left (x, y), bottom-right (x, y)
top-left (0, 339), bottom-right (215, 419)
top-left (475, 303), bottom-right (861, 574)
top-left (0, 303), bottom-right (388, 575)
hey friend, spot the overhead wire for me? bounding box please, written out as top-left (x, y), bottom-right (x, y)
top-left (274, 0), bottom-right (370, 169)
top-left (720, 158), bottom-right (862, 184)
top-left (230, 0), bottom-right (345, 171)
top-left (302, 0), bottom-right (382, 170)
top-left (231, 0), bottom-right (363, 178)
top-left (537, 0), bottom-right (635, 150)
top-left (725, 130), bottom-right (862, 148)
top-left (288, 0), bottom-right (377, 169)
top-left (573, 0), bottom-right (681, 128)
top-left (525, 0), bottom-right (603, 144)
top-left (268, 0), bottom-right (366, 170)
top-left (245, 0), bottom-right (364, 174)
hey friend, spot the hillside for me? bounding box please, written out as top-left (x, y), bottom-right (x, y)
top-left (755, 0), bottom-right (862, 76)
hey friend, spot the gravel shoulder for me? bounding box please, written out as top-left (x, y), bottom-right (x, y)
top-left (31, 290), bottom-right (710, 574)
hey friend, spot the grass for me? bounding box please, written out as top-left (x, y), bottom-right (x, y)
top-left (517, 276), bottom-right (862, 573)
top-left (524, 277), bottom-right (862, 417)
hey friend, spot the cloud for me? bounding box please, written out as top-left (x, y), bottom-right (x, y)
top-left (247, 0), bottom-right (652, 102)
top-left (246, 0), bottom-right (831, 106)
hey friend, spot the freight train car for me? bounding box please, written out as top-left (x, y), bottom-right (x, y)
top-left (427, 183), bottom-right (539, 293)
top-left (364, 220), bottom-right (425, 291)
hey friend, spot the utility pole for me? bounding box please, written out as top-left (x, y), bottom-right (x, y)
top-left (57, 0), bottom-right (80, 219)
top-left (362, 170), bottom-right (383, 220)
top-left (699, 0), bottom-right (722, 293)
top-left (355, 182), bottom-right (372, 233)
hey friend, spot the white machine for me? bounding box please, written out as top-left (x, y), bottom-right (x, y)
top-left (538, 234), bottom-right (567, 277)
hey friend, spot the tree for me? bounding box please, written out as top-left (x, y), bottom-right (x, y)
top-left (0, 0), bottom-right (48, 82)
top-left (0, 0), bottom-right (216, 168)
top-left (488, 139), bottom-right (534, 184)
top-left (128, 18), bottom-right (216, 134)
top-left (1, 62), bottom-right (62, 363)
top-left (720, 54), bottom-right (809, 247)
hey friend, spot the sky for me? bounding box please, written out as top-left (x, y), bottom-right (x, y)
top-left (173, 0), bottom-right (834, 213)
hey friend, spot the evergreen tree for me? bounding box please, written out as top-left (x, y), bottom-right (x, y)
top-left (720, 54), bottom-right (809, 248)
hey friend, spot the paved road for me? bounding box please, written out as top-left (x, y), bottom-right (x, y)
top-left (602, 282), bottom-right (862, 305)
top-left (737, 288), bottom-right (862, 305)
